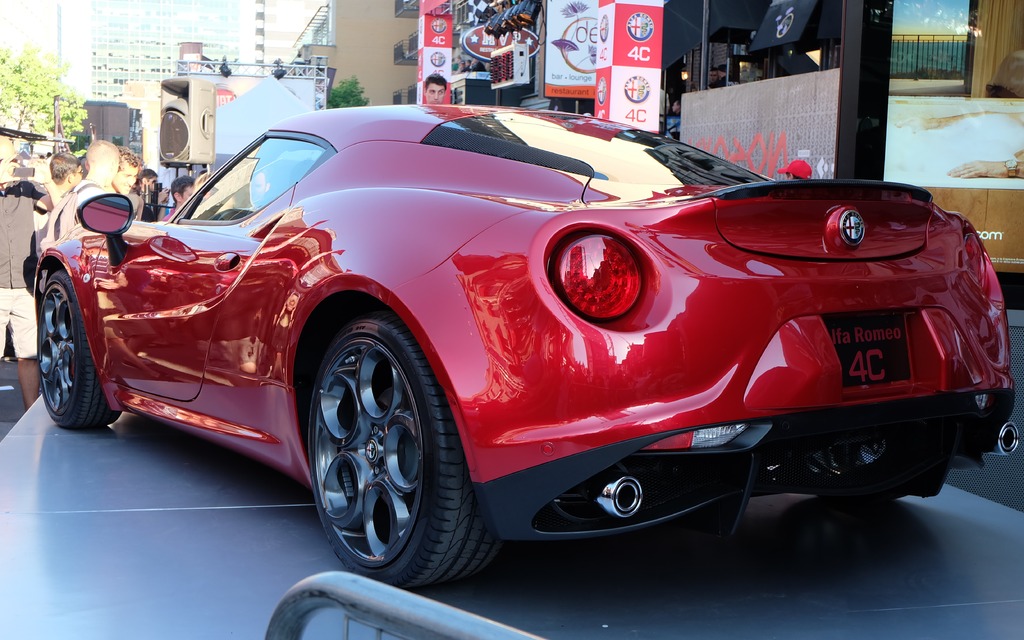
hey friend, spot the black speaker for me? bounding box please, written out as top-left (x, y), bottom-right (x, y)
top-left (159, 77), bottom-right (216, 165)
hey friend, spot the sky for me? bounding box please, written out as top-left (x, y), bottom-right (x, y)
top-left (59, 1), bottom-right (92, 95)
top-left (893, 0), bottom-right (971, 36)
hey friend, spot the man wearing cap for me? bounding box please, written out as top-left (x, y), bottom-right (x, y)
top-left (778, 159), bottom-right (813, 180)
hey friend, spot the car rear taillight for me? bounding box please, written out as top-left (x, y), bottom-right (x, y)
top-left (553, 234), bottom-right (641, 320)
top-left (964, 232), bottom-right (986, 286)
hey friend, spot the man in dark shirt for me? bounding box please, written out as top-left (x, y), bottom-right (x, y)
top-left (0, 137), bottom-right (60, 409)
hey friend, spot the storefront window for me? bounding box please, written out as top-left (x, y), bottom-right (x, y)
top-left (883, 0), bottom-right (1024, 274)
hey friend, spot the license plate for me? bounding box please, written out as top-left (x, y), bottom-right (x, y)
top-left (825, 314), bottom-right (911, 387)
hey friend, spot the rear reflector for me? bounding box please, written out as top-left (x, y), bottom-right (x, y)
top-left (642, 423), bottom-right (749, 451)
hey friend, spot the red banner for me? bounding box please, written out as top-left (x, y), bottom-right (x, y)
top-left (594, 0), bottom-right (663, 132)
top-left (418, 9), bottom-right (453, 104)
top-left (420, 0), bottom-right (448, 14)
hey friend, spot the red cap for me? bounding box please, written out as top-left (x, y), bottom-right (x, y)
top-left (778, 159), bottom-right (812, 179)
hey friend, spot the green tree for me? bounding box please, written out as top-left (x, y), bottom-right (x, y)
top-left (0, 45), bottom-right (87, 138)
top-left (327, 76), bottom-right (370, 108)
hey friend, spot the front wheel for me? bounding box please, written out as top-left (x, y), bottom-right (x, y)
top-left (308, 311), bottom-right (500, 587)
top-left (37, 270), bottom-right (120, 429)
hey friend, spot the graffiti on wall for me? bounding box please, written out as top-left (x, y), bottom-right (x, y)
top-left (686, 130), bottom-right (790, 176)
top-left (678, 69), bottom-right (841, 180)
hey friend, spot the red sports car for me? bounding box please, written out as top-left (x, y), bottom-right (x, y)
top-left (37, 105), bottom-right (1017, 587)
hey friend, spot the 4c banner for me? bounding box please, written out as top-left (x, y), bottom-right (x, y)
top-left (594, 0), bottom-right (663, 132)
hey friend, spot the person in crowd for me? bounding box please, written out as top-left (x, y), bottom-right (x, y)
top-left (165, 175), bottom-right (196, 219)
top-left (709, 64), bottom-right (728, 88)
top-left (133, 167), bottom-right (165, 222)
top-left (423, 74), bottom-right (448, 105)
top-left (0, 136), bottom-right (59, 409)
top-left (666, 98), bottom-right (681, 139)
top-left (76, 140), bottom-right (120, 200)
top-left (192, 170), bottom-right (212, 195)
top-left (34, 153), bottom-right (83, 255)
top-left (39, 140), bottom-right (120, 252)
top-left (778, 159), bottom-right (813, 180)
top-left (114, 147), bottom-right (143, 204)
top-left (136, 167), bottom-right (158, 194)
top-left (48, 153), bottom-right (83, 198)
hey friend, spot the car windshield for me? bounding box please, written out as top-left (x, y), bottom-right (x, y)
top-left (431, 112), bottom-right (767, 187)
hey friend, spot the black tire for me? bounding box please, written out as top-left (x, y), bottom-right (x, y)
top-left (308, 311), bottom-right (500, 587)
top-left (38, 270), bottom-right (120, 429)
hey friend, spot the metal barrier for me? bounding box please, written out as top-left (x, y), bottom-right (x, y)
top-left (890, 34), bottom-right (968, 80)
top-left (265, 571), bottom-right (545, 640)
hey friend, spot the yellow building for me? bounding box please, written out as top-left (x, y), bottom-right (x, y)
top-left (298, 0), bottom-right (419, 106)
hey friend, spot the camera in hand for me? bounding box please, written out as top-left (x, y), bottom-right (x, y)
top-left (13, 166), bottom-right (35, 179)
top-left (146, 182), bottom-right (163, 206)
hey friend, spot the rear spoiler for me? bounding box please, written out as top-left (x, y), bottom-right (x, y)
top-left (709, 179), bottom-right (933, 204)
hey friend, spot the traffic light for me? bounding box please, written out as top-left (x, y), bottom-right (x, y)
top-left (159, 77), bottom-right (216, 165)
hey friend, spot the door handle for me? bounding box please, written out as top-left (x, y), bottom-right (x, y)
top-left (214, 253), bottom-right (241, 271)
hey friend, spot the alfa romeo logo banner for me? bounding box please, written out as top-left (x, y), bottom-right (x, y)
top-left (417, 10), bottom-right (452, 104)
top-left (594, 0), bottom-right (663, 132)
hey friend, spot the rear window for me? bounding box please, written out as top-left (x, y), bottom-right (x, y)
top-left (422, 112), bottom-right (766, 187)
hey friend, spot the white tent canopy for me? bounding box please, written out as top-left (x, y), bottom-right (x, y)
top-left (214, 76), bottom-right (313, 165)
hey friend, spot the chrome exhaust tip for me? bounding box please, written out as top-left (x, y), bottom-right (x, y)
top-left (996, 422), bottom-right (1019, 455)
top-left (596, 476), bottom-right (643, 518)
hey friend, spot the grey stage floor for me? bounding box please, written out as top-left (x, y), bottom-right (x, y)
top-left (2, 402), bottom-right (1024, 639)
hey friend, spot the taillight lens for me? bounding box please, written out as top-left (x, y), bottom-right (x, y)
top-left (642, 424), bottom-right (750, 451)
top-left (964, 232), bottom-right (986, 286)
top-left (553, 234), bottom-right (641, 320)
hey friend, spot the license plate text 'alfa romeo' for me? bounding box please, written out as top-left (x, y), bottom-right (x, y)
top-left (826, 314), bottom-right (911, 387)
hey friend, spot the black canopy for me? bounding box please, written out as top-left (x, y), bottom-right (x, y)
top-left (662, 0), bottom-right (770, 68)
top-left (749, 0), bottom-right (821, 52)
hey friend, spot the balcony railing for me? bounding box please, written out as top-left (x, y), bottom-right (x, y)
top-left (393, 31), bottom-right (419, 65)
top-left (890, 34), bottom-right (969, 80)
top-left (395, 0), bottom-right (419, 17)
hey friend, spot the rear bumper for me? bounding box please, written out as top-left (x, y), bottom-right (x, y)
top-left (474, 389), bottom-right (1014, 541)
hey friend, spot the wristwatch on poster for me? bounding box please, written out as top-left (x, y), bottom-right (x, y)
top-left (1006, 157), bottom-right (1019, 178)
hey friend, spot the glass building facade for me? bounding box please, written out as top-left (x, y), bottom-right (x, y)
top-left (90, 0), bottom-right (245, 99)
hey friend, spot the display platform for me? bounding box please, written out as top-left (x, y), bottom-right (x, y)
top-left (2, 403), bottom-right (1024, 639)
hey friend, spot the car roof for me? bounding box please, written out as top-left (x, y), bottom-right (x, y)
top-left (269, 104), bottom-right (506, 151)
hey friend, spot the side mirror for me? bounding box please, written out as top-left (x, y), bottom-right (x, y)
top-left (78, 194), bottom-right (135, 266)
top-left (79, 193), bottom-right (134, 235)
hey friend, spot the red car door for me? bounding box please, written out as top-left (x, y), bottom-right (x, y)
top-left (88, 136), bottom-right (328, 401)
top-left (87, 221), bottom-right (263, 401)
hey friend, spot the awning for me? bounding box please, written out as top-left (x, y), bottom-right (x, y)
top-left (749, 0), bottom-right (820, 52)
top-left (662, 0), bottom-right (770, 68)
top-left (817, 0), bottom-right (843, 40)
top-left (662, 0), bottom-right (702, 68)
top-left (0, 127), bottom-right (48, 143)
